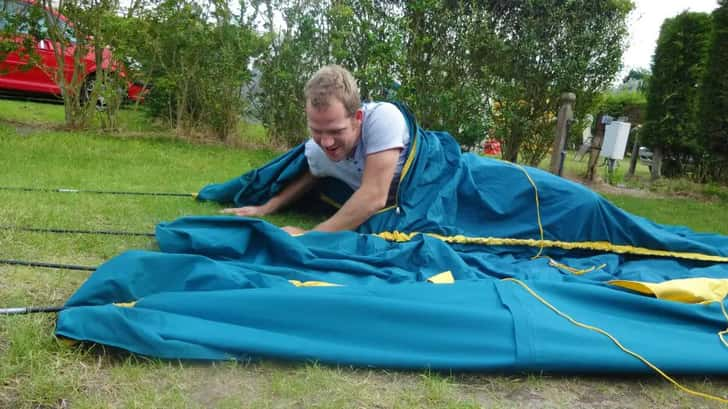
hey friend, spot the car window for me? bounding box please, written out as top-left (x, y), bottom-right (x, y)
top-left (0, 0), bottom-right (75, 43)
top-left (0, 0), bottom-right (44, 37)
top-left (0, 0), bottom-right (29, 32)
top-left (47, 12), bottom-right (76, 43)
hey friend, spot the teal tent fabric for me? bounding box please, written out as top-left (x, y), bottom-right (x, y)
top-left (55, 105), bottom-right (728, 373)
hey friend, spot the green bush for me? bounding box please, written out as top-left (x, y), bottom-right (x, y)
top-left (129, 0), bottom-right (265, 141)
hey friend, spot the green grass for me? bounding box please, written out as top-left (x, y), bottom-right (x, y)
top-left (0, 99), bottom-right (67, 125)
top-left (2, 99), bottom-right (728, 408)
top-left (0, 98), bottom-right (158, 132)
top-left (603, 194), bottom-right (728, 234)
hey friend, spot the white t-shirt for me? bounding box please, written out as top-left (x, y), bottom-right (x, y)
top-left (305, 102), bottom-right (410, 199)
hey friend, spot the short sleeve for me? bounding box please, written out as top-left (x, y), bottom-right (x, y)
top-left (362, 103), bottom-right (408, 155)
top-left (304, 139), bottom-right (328, 177)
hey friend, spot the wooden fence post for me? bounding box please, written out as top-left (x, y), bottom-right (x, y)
top-left (549, 93), bottom-right (576, 175)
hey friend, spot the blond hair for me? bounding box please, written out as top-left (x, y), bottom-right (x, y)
top-left (304, 65), bottom-right (361, 116)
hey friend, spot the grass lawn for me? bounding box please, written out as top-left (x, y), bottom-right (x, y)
top-left (1, 100), bottom-right (728, 408)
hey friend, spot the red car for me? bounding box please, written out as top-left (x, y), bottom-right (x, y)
top-left (0, 0), bottom-right (143, 103)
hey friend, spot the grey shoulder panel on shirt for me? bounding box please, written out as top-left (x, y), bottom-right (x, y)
top-left (361, 102), bottom-right (409, 156)
top-left (304, 139), bottom-right (328, 177)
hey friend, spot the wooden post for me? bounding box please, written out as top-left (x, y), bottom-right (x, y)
top-left (585, 114), bottom-right (606, 182)
top-left (626, 126), bottom-right (641, 179)
top-left (549, 93), bottom-right (576, 175)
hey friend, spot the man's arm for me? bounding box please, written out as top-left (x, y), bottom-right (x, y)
top-left (312, 148), bottom-right (401, 232)
top-left (221, 170), bottom-right (317, 216)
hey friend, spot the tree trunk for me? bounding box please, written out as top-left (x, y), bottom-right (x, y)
top-left (626, 128), bottom-right (640, 178)
top-left (650, 146), bottom-right (663, 180)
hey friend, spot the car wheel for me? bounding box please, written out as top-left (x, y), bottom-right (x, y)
top-left (80, 75), bottom-right (109, 110)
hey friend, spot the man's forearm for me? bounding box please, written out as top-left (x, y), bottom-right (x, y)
top-left (263, 170), bottom-right (317, 213)
top-left (312, 187), bottom-right (387, 232)
top-left (312, 148), bottom-right (400, 232)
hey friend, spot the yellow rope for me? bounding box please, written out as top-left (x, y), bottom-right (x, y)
top-left (375, 231), bottom-right (728, 263)
top-left (511, 164), bottom-right (545, 258)
top-left (503, 278), bottom-right (728, 404)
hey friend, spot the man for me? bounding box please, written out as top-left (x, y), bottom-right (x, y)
top-left (222, 65), bottom-right (410, 234)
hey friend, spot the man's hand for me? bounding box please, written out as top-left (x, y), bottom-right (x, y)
top-left (220, 205), bottom-right (270, 217)
top-left (221, 171), bottom-right (317, 219)
top-left (282, 226), bottom-right (307, 235)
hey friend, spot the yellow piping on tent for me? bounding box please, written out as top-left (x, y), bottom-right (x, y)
top-left (378, 124), bottom-right (419, 214)
top-left (319, 193), bottom-right (343, 209)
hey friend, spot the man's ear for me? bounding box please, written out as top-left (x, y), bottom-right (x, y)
top-left (355, 109), bottom-right (363, 121)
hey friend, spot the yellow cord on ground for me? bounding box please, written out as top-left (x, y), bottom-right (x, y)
top-left (503, 278), bottom-right (728, 404)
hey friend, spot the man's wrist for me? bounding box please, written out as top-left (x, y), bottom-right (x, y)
top-left (260, 201), bottom-right (276, 215)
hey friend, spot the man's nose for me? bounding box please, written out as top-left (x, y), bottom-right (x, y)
top-left (320, 135), bottom-right (334, 147)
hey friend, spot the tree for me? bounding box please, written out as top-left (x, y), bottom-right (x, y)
top-left (699, 0), bottom-right (728, 181)
top-left (255, 0), bottom-right (328, 145)
top-left (622, 68), bottom-right (650, 83)
top-left (258, 0), bottom-right (493, 149)
top-left (255, 0), bottom-right (631, 156)
top-left (256, 0), bottom-right (403, 146)
top-left (642, 11), bottom-right (712, 179)
top-left (398, 0), bottom-right (491, 150)
top-left (471, 0), bottom-right (633, 165)
top-left (131, 0), bottom-right (265, 141)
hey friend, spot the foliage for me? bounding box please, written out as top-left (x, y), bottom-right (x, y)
top-left (255, 1), bottom-right (328, 146)
top-left (699, 0), bottom-right (728, 181)
top-left (597, 90), bottom-right (647, 124)
top-left (642, 11), bottom-right (712, 179)
top-left (621, 68), bottom-right (650, 92)
top-left (256, 0), bottom-right (403, 147)
top-left (622, 68), bottom-right (650, 83)
top-left (593, 89), bottom-right (647, 152)
top-left (257, 0), bottom-right (631, 156)
top-left (470, 0), bottom-right (633, 165)
top-left (128, 0), bottom-right (265, 141)
top-left (397, 1), bottom-right (491, 150)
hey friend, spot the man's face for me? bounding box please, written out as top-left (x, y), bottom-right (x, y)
top-left (306, 99), bottom-right (362, 162)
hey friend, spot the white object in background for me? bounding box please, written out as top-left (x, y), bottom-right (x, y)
top-left (582, 114), bottom-right (593, 144)
top-left (600, 121), bottom-right (631, 160)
